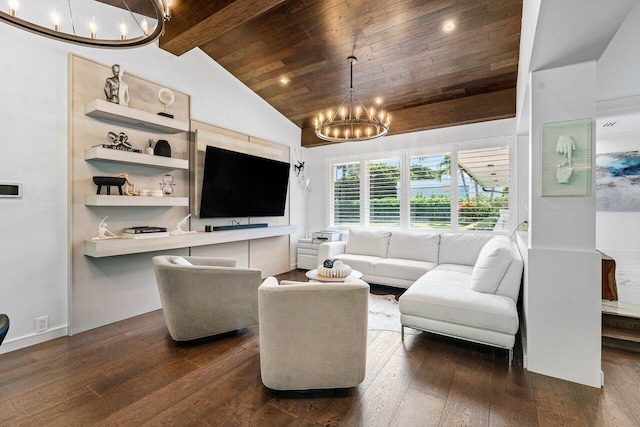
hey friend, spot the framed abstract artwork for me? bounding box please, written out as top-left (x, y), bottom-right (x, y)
top-left (541, 118), bottom-right (592, 196)
top-left (596, 151), bottom-right (640, 211)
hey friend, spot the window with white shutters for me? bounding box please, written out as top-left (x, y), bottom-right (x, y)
top-left (330, 162), bottom-right (360, 226)
top-left (365, 158), bottom-right (401, 227)
top-left (328, 140), bottom-right (512, 232)
top-left (409, 153), bottom-right (452, 229)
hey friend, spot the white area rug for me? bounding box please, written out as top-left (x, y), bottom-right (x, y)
top-left (368, 293), bottom-right (420, 335)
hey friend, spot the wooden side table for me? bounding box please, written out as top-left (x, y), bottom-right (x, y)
top-left (599, 250), bottom-right (618, 301)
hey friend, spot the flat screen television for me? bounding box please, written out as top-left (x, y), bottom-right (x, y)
top-left (199, 146), bottom-right (290, 218)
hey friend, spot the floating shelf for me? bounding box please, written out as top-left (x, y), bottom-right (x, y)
top-left (84, 225), bottom-right (299, 258)
top-left (84, 195), bottom-right (189, 207)
top-left (84, 147), bottom-right (189, 170)
top-left (84, 99), bottom-right (189, 134)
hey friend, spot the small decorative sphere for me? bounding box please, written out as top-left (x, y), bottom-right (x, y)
top-left (323, 259), bottom-right (334, 268)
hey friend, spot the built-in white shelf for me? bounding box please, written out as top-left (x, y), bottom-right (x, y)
top-left (84, 195), bottom-right (189, 207)
top-left (85, 147), bottom-right (189, 170)
top-left (84, 99), bottom-right (189, 134)
top-left (84, 225), bottom-right (299, 258)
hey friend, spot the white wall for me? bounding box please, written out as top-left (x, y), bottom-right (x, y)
top-left (305, 118), bottom-right (517, 232)
top-left (0, 21), bottom-right (302, 352)
top-left (595, 1), bottom-right (640, 271)
top-left (597, 1), bottom-right (640, 103)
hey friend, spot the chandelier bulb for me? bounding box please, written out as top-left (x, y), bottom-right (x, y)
top-left (51, 9), bottom-right (61, 31)
top-left (8, 0), bottom-right (18, 16)
top-left (163, 0), bottom-right (172, 21)
top-left (119, 20), bottom-right (128, 40)
top-left (141, 18), bottom-right (150, 35)
top-left (88, 17), bottom-right (97, 39)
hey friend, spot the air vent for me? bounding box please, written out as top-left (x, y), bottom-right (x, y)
top-left (602, 121), bottom-right (617, 128)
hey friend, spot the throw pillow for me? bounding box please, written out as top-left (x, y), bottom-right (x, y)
top-left (470, 236), bottom-right (513, 294)
top-left (346, 229), bottom-right (391, 258)
top-left (171, 256), bottom-right (192, 266)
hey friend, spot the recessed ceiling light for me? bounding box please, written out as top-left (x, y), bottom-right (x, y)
top-left (443, 20), bottom-right (455, 33)
top-left (375, 97), bottom-right (383, 105)
top-left (280, 77), bottom-right (289, 85)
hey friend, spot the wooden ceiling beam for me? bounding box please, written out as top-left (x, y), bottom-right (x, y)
top-left (301, 88), bottom-right (516, 148)
top-left (160, 0), bottom-right (287, 56)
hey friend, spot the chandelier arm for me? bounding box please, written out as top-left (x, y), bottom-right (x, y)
top-left (67, 0), bottom-right (76, 35)
top-left (329, 91), bottom-right (352, 122)
top-left (121, 0), bottom-right (143, 34)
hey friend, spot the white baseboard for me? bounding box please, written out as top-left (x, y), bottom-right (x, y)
top-left (290, 263), bottom-right (297, 270)
top-left (0, 325), bottom-right (68, 354)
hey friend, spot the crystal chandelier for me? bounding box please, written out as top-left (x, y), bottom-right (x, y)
top-left (0, 0), bottom-right (172, 48)
top-left (315, 56), bottom-right (390, 143)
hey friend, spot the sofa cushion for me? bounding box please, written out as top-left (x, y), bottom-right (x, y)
top-left (373, 259), bottom-right (437, 281)
top-left (333, 254), bottom-right (382, 276)
top-left (399, 270), bottom-right (518, 335)
top-left (387, 231), bottom-right (440, 263)
top-left (433, 264), bottom-right (474, 275)
top-left (438, 233), bottom-right (495, 266)
top-left (346, 229), bottom-right (391, 258)
top-left (470, 236), bottom-right (513, 294)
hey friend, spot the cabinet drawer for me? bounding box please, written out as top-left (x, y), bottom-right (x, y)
top-left (298, 248), bottom-right (318, 256)
top-left (298, 243), bottom-right (320, 250)
top-left (297, 254), bottom-right (317, 270)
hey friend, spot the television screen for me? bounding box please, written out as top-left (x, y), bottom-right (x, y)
top-left (199, 146), bottom-right (290, 218)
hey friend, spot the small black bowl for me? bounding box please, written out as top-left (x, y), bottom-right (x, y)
top-left (93, 176), bottom-right (126, 187)
top-left (93, 176), bottom-right (127, 195)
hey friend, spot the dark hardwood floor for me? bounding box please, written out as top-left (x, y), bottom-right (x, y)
top-left (1, 271), bottom-right (639, 426)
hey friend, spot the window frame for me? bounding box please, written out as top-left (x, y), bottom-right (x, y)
top-left (326, 137), bottom-right (516, 233)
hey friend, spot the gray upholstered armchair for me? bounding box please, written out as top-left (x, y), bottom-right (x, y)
top-left (152, 255), bottom-right (262, 342)
top-left (258, 277), bottom-right (369, 391)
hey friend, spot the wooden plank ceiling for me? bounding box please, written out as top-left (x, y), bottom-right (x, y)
top-left (118, 0), bottom-right (523, 147)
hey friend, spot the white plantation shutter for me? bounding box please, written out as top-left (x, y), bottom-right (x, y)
top-left (457, 146), bottom-right (510, 231)
top-left (409, 153), bottom-right (452, 229)
top-left (328, 142), bottom-right (512, 231)
top-left (330, 162), bottom-right (361, 226)
top-left (366, 158), bottom-right (400, 227)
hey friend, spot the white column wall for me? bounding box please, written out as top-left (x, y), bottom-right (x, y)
top-left (527, 61), bottom-right (601, 387)
top-left (0, 21), bottom-right (302, 352)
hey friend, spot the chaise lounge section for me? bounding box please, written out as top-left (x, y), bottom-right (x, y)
top-left (318, 229), bottom-right (524, 363)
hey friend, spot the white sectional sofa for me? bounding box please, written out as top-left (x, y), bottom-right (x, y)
top-left (317, 229), bottom-right (524, 363)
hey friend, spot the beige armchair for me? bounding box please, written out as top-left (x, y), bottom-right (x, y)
top-left (258, 277), bottom-right (369, 391)
top-left (152, 255), bottom-right (262, 342)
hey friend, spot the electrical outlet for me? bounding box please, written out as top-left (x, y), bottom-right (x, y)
top-left (35, 316), bottom-right (48, 333)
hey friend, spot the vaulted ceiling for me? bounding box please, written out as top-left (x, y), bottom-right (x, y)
top-left (109, 0), bottom-right (523, 147)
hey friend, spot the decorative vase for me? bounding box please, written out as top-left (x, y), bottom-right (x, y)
top-left (154, 139), bottom-right (171, 157)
